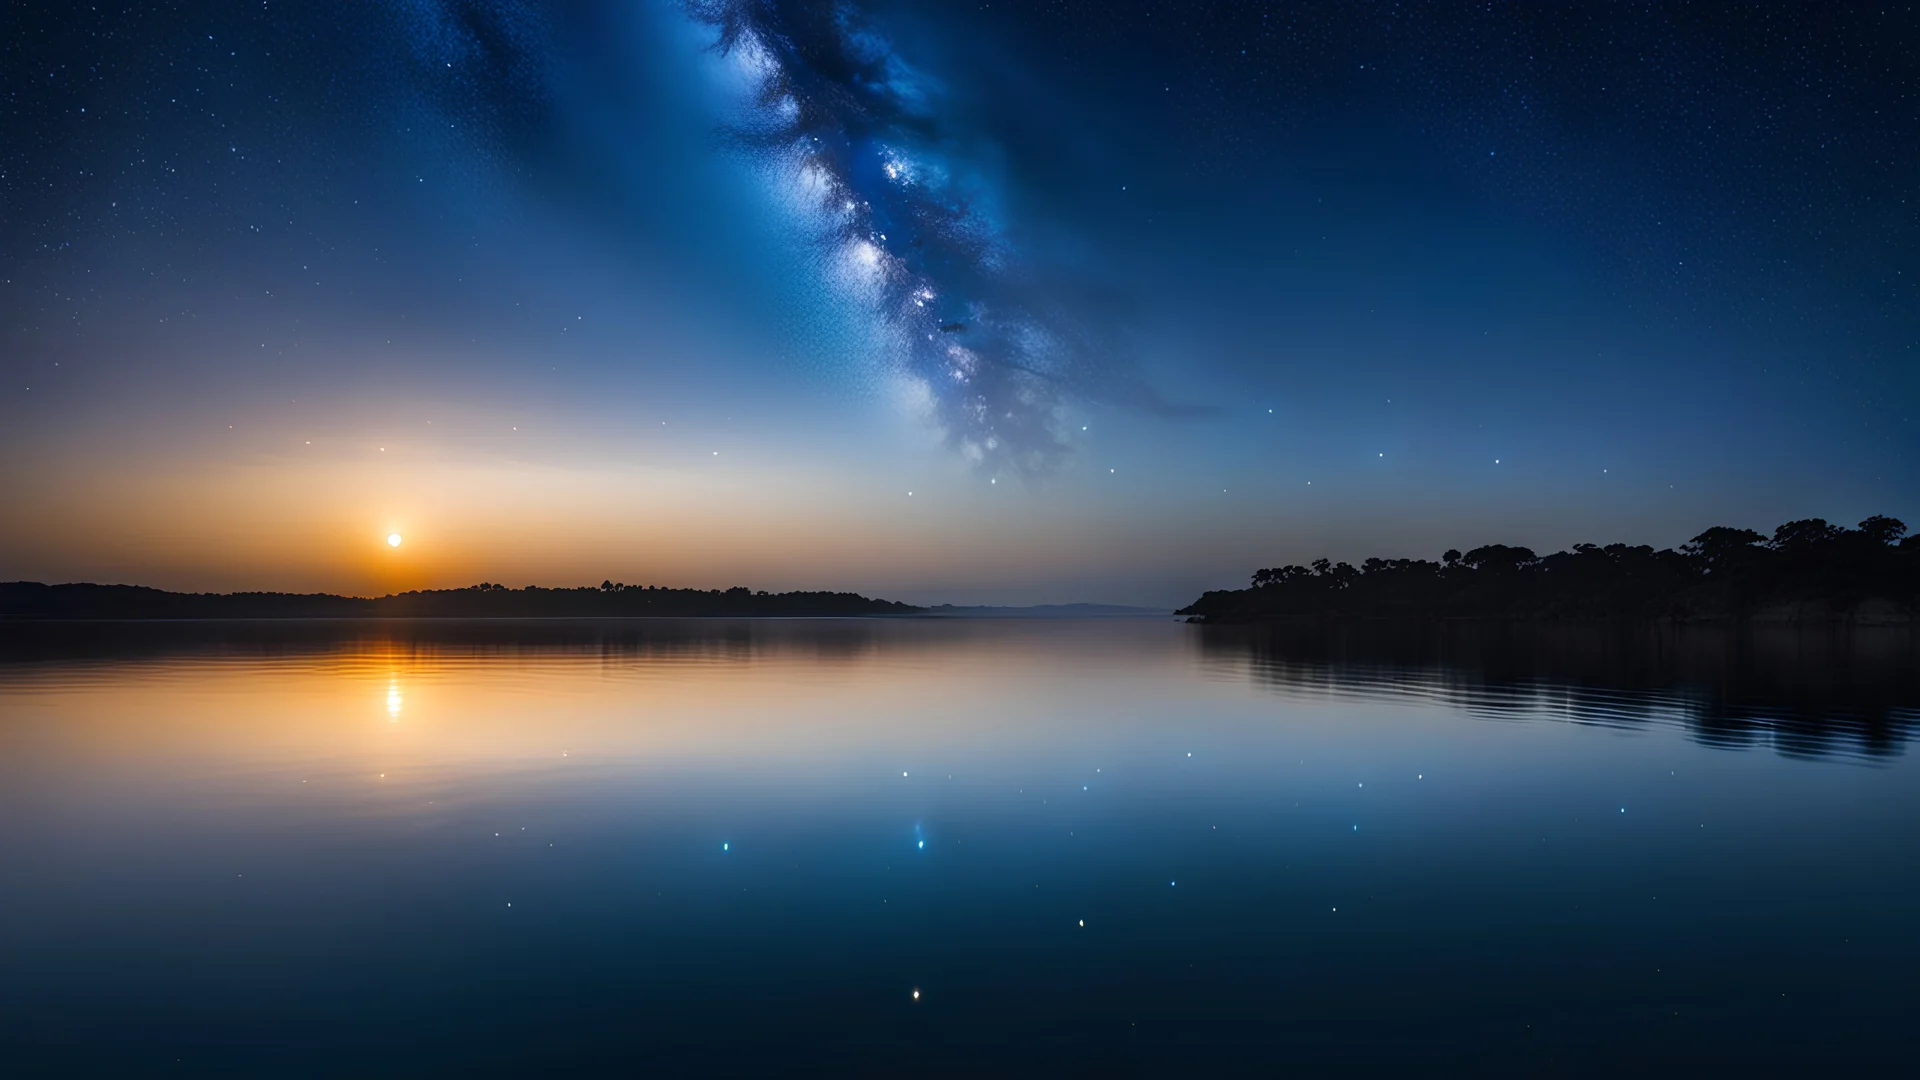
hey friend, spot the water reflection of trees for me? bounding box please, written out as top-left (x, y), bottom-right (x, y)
top-left (1195, 621), bottom-right (1919, 761)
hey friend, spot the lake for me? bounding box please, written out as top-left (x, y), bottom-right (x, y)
top-left (1, 618), bottom-right (1915, 1074)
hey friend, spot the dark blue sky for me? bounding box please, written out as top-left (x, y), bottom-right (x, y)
top-left (2, 1), bottom-right (1914, 603)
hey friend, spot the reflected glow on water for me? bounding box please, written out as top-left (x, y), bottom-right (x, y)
top-left (0, 619), bottom-right (1915, 1073)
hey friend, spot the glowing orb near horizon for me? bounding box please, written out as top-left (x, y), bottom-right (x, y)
top-left (387, 533), bottom-right (403, 548)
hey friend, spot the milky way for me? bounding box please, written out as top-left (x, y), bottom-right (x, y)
top-left (380, 0), bottom-right (1160, 476)
top-left (692, 0), bottom-right (1103, 477)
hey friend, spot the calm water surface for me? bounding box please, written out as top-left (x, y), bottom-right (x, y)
top-left (1, 618), bottom-right (1915, 1074)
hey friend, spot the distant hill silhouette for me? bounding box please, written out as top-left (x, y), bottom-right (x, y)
top-left (1180, 515), bottom-right (1919, 624)
top-left (0, 581), bottom-right (921, 620)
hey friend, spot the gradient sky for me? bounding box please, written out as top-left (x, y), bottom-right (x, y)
top-left (3, 1), bottom-right (1915, 605)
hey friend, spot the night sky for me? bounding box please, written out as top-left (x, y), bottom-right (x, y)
top-left (3, 1), bottom-right (1915, 605)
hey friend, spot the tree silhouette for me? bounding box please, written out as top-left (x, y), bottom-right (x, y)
top-left (1460, 545), bottom-right (1536, 574)
top-left (1182, 515), bottom-right (1915, 622)
top-left (1681, 526), bottom-right (1767, 573)
top-left (1859, 516), bottom-right (1908, 546)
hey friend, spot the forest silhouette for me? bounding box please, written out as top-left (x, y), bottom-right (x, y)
top-left (1180, 516), bottom-right (1918, 623)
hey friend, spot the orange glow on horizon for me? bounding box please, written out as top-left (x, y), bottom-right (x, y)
top-left (0, 429), bottom-right (1233, 602)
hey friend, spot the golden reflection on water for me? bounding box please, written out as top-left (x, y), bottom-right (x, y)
top-left (0, 623), bottom-right (1225, 794)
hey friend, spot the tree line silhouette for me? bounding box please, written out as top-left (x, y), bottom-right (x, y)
top-left (1179, 516), bottom-right (1919, 623)
top-left (0, 581), bottom-right (921, 620)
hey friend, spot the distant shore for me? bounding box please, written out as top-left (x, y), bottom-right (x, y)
top-left (0, 582), bottom-right (920, 620)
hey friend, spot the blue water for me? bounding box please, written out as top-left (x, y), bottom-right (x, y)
top-left (0, 618), bottom-right (1914, 1074)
